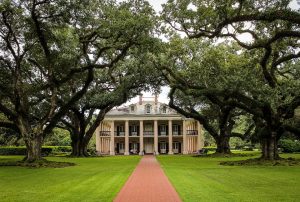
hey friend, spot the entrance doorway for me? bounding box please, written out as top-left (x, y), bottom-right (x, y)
top-left (144, 138), bottom-right (154, 154)
top-left (118, 142), bottom-right (125, 154)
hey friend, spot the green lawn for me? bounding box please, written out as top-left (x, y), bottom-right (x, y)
top-left (157, 154), bottom-right (300, 202)
top-left (0, 155), bottom-right (141, 202)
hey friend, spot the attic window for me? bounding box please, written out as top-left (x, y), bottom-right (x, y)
top-left (162, 106), bottom-right (167, 114)
top-left (130, 105), bottom-right (135, 112)
top-left (145, 104), bottom-right (151, 114)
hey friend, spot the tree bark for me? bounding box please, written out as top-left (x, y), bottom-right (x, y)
top-left (215, 136), bottom-right (231, 154)
top-left (260, 132), bottom-right (279, 160)
top-left (71, 138), bottom-right (89, 157)
top-left (24, 133), bottom-right (44, 162)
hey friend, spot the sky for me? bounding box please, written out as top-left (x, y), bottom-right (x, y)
top-left (125, 0), bottom-right (300, 105)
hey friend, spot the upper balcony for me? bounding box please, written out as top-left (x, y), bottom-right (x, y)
top-left (99, 130), bottom-right (197, 137)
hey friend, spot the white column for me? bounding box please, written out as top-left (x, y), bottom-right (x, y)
top-left (183, 120), bottom-right (188, 154)
top-left (154, 120), bottom-right (159, 155)
top-left (139, 120), bottom-right (144, 155)
top-left (125, 120), bottom-right (129, 155)
top-left (168, 120), bottom-right (173, 154)
top-left (197, 121), bottom-right (204, 150)
top-left (96, 124), bottom-right (100, 155)
top-left (110, 121), bottom-right (115, 155)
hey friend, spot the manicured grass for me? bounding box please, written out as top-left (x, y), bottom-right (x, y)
top-left (157, 153), bottom-right (300, 202)
top-left (0, 155), bottom-right (141, 202)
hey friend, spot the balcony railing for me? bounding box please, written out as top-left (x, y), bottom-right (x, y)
top-left (107, 130), bottom-right (197, 137)
top-left (172, 130), bottom-right (182, 136)
top-left (129, 131), bottom-right (139, 136)
top-left (159, 131), bottom-right (167, 136)
top-left (99, 131), bottom-right (110, 136)
top-left (144, 131), bottom-right (154, 136)
top-left (187, 130), bottom-right (198, 135)
top-left (115, 131), bottom-right (125, 136)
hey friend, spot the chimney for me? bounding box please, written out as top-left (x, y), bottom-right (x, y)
top-left (139, 94), bottom-right (143, 105)
top-left (154, 94), bottom-right (158, 105)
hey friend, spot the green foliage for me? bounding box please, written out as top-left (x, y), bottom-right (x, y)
top-left (44, 128), bottom-right (71, 146)
top-left (279, 139), bottom-right (300, 153)
top-left (0, 146), bottom-right (72, 156)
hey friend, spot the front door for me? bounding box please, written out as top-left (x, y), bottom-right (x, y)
top-left (119, 142), bottom-right (125, 154)
top-left (145, 143), bottom-right (153, 154)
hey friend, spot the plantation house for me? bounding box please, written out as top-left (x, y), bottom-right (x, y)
top-left (95, 95), bottom-right (204, 155)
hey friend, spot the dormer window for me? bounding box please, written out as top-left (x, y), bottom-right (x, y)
top-left (145, 104), bottom-right (152, 114)
top-left (162, 106), bottom-right (167, 114)
top-left (130, 105), bottom-right (135, 112)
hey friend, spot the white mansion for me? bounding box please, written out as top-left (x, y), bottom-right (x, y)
top-left (95, 95), bottom-right (204, 155)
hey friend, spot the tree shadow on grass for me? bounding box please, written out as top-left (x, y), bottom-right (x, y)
top-left (0, 158), bottom-right (75, 168)
top-left (220, 157), bottom-right (300, 166)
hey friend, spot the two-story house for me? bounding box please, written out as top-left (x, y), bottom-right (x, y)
top-left (95, 95), bottom-right (204, 155)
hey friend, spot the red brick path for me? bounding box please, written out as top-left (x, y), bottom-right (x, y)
top-left (114, 155), bottom-right (182, 202)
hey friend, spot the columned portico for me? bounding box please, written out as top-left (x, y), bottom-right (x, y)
top-left (125, 120), bottom-right (129, 155)
top-left (139, 120), bottom-right (144, 155)
top-left (154, 120), bottom-right (159, 155)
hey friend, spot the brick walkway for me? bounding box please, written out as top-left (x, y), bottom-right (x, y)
top-left (114, 155), bottom-right (182, 202)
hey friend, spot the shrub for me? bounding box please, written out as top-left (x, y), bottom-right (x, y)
top-left (0, 146), bottom-right (72, 156)
top-left (203, 147), bottom-right (216, 152)
top-left (279, 139), bottom-right (300, 153)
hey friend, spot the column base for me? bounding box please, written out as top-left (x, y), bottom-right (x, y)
top-left (183, 151), bottom-right (188, 154)
top-left (168, 151), bottom-right (174, 155)
top-left (139, 151), bottom-right (144, 155)
top-left (110, 152), bottom-right (115, 155)
top-left (124, 152), bottom-right (129, 155)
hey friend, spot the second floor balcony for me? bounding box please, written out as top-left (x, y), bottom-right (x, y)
top-left (100, 129), bottom-right (196, 137)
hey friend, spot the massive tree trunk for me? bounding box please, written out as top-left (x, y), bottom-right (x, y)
top-left (71, 138), bottom-right (89, 157)
top-left (18, 118), bottom-right (45, 162)
top-left (215, 136), bottom-right (231, 154)
top-left (24, 133), bottom-right (44, 162)
top-left (260, 131), bottom-right (279, 160)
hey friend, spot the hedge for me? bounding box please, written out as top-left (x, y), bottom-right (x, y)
top-left (203, 147), bottom-right (216, 152)
top-left (0, 146), bottom-right (72, 156)
top-left (279, 139), bottom-right (300, 153)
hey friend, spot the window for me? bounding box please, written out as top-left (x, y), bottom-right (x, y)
top-left (130, 105), bottom-right (135, 112)
top-left (145, 104), bottom-right (151, 114)
top-left (162, 106), bottom-right (167, 113)
top-left (173, 124), bottom-right (178, 132)
top-left (118, 125), bottom-right (124, 132)
top-left (132, 125), bottom-right (137, 132)
top-left (160, 125), bottom-right (166, 132)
